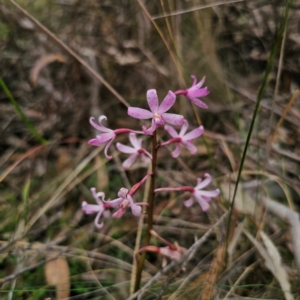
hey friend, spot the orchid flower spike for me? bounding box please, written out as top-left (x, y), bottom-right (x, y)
top-left (161, 120), bottom-right (204, 157)
top-left (175, 75), bottom-right (209, 109)
top-left (82, 188), bottom-right (111, 229)
top-left (116, 133), bottom-right (152, 169)
top-left (128, 89), bottom-right (184, 134)
top-left (89, 115), bottom-right (143, 159)
top-left (155, 173), bottom-right (219, 211)
top-left (136, 230), bottom-right (186, 261)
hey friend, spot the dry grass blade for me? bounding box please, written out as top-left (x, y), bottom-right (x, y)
top-left (244, 230), bottom-right (294, 300)
top-left (44, 253), bottom-right (70, 300)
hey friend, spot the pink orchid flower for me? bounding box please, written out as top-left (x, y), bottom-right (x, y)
top-left (89, 115), bottom-right (143, 159)
top-left (116, 133), bottom-right (152, 169)
top-left (161, 120), bottom-right (204, 157)
top-left (155, 173), bottom-right (219, 211)
top-left (103, 173), bottom-right (152, 218)
top-left (136, 230), bottom-right (186, 261)
top-left (175, 75), bottom-right (209, 109)
top-left (128, 89), bottom-right (184, 134)
top-left (82, 188), bottom-right (111, 229)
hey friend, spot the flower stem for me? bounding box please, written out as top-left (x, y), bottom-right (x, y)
top-left (134, 130), bottom-right (157, 292)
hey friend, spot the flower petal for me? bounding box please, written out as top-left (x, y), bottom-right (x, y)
top-left (179, 120), bottom-right (189, 137)
top-left (184, 197), bottom-right (194, 207)
top-left (183, 126), bottom-right (204, 141)
top-left (116, 142), bottom-right (136, 154)
top-left (182, 141), bottom-right (197, 155)
top-left (195, 173), bottom-right (212, 190)
top-left (103, 197), bottom-right (123, 208)
top-left (164, 125), bottom-right (178, 138)
top-left (142, 119), bottom-right (157, 135)
top-left (196, 189), bottom-right (220, 198)
top-left (122, 153), bottom-right (139, 169)
top-left (91, 188), bottom-right (105, 205)
top-left (94, 209), bottom-right (105, 228)
top-left (147, 89), bottom-right (159, 112)
top-left (89, 116), bottom-right (112, 133)
top-left (129, 133), bottom-right (142, 149)
top-left (82, 202), bottom-right (101, 214)
top-left (158, 91), bottom-right (176, 114)
top-left (193, 194), bottom-right (210, 211)
top-left (171, 143), bottom-right (181, 158)
top-left (190, 87), bottom-right (210, 98)
top-left (189, 97), bottom-right (208, 109)
top-left (128, 107), bottom-right (153, 119)
top-left (128, 194), bottom-right (142, 216)
top-left (112, 207), bottom-right (127, 218)
top-left (104, 137), bottom-right (115, 159)
top-left (162, 113), bottom-right (184, 126)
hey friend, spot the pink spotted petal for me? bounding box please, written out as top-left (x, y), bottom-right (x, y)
top-left (112, 207), bottom-right (127, 218)
top-left (158, 91), bottom-right (176, 114)
top-left (182, 141), bottom-right (197, 155)
top-left (162, 113), bottom-right (184, 126)
top-left (88, 131), bottom-right (115, 146)
top-left (116, 142), bottom-right (136, 154)
top-left (183, 126), bottom-right (204, 141)
top-left (147, 89), bottom-right (159, 113)
top-left (196, 189), bottom-right (220, 198)
top-left (82, 202), bottom-right (102, 214)
top-left (89, 116), bottom-right (112, 133)
top-left (184, 197), bottom-right (194, 207)
top-left (142, 119), bottom-right (157, 135)
top-left (191, 75), bottom-right (198, 86)
top-left (164, 125), bottom-right (178, 138)
top-left (128, 194), bottom-right (142, 216)
top-left (193, 194), bottom-right (210, 211)
top-left (118, 187), bottom-right (129, 199)
top-left (91, 188), bottom-right (105, 205)
top-left (159, 246), bottom-right (182, 260)
top-left (192, 76), bottom-right (205, 88)
top-left (171, 144), bottom-right (181, 158)
top-left (103, 197), bottom-right (123, 209)
top-left (94, 210), bottom-right (105, 228)
top-left (179, 120), bottom-right (189, 137)
top-left (189, 97), bottom-right (208, 109)
top-left (128, 107), bottom-right (153, 119)
top-left (190, 87), bottom-right (210, 98)
top-left (195, 174), bottom-right (212, 190)
top-left (122, 153), bottom-right (139, 169)
top-left (141, 154), bottom-right (151, 163)
top-left (129, 133), bottom-right (142, 149)
top-left (104, 137), bottom-right (115, 159)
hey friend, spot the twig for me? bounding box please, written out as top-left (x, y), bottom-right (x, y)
top-left (127, 211), bottom-right (229, 300)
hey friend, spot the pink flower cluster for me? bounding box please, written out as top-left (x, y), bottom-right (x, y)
top-left (83, 75), bottom-right (219, 234)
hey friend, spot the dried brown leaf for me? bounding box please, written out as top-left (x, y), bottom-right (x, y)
top-left (45, 253), bottom-right (70, 300)
top-left (30, 54), bottom-right (67, 86)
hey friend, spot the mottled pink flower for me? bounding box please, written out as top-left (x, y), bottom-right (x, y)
top-left (82, 188), bottom-right (110, 229)
top-left (155, 173), bottom-right (219, 211)
top-left (89, 115), bottom-right (143, 159)
top-left (175, 76), bottom-right (209, 109)
top-left (161, 120), bottom-right (204, 157)
top-left (128, 89), bottom-right (184, 134)
top-left (136, 230), bottom-right (186, 261)
top-left (108, 187), bottom-right (149, 218)
top-left (104, 173), bottom-right (152, 218)
top-left (116, 133), bottom-right (152, 169)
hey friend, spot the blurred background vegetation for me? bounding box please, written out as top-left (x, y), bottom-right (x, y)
top-left (1, 0), bottom-right (300, 299)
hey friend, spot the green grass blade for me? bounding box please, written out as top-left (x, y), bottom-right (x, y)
top-left (226, 0), bottom-right (291, 242)
top-left (0, 78), bottom-right (48, 144)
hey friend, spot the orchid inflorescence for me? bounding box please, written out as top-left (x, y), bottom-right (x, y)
top-left (83, 75), bottom-right (220, 262)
